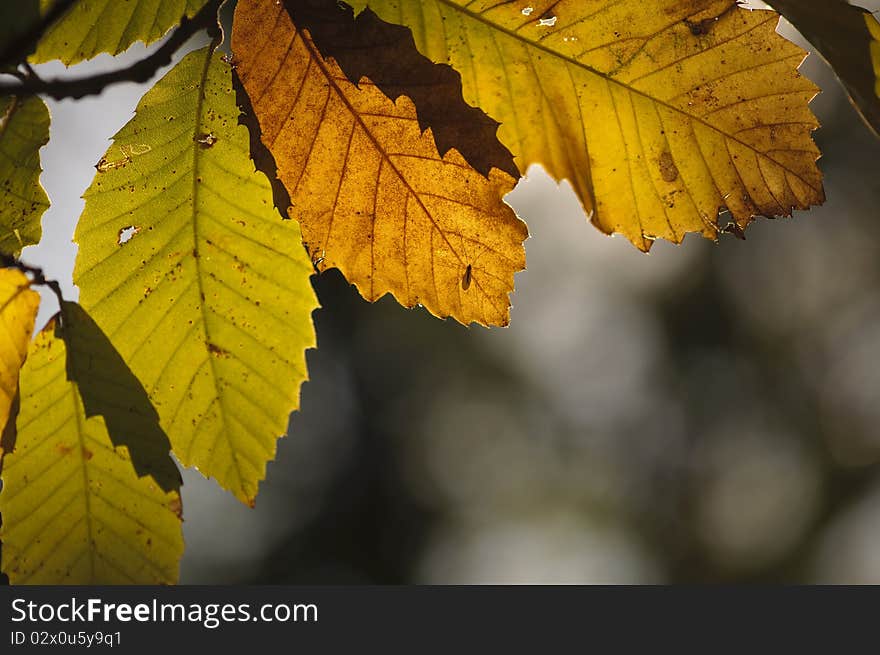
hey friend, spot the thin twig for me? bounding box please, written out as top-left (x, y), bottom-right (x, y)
top-left (20, 62), bottom-right (40, 82)
top-left (0, 0), bottom-right (223, 101)
top-left (0, 252), bottom-right (64, 308)
top-left (4, 69), bottom-right (27, 83)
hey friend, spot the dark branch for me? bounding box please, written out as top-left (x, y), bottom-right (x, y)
top-left (0, 0), bottom-right (223, 101)
top-left (0, 0), bottom-right (77, 70)
top-left (0, 252), bottom-right (64, 307)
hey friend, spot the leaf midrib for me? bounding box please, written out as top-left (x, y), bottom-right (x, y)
top-left (189, 47), bottom-right (247, 494)
top-left (68, 356), bottom-right (96, 581)
top-left (299, 29), bottom-right (504, 316)
top-left (433, 0), bottom-right (820, 191)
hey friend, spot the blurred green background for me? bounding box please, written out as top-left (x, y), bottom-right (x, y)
top-left (13, 0), bottom-right (880, 583)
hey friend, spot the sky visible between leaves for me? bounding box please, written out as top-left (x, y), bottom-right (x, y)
top-left (17, 2), bottom-right (880, 582)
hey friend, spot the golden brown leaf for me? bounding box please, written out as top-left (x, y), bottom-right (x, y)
top-left (233, 0), bottom-right (528, 327)
top-left (286, 0), bottom-right (518, 179)
top-left (346, 0), bottom-right (825, 250)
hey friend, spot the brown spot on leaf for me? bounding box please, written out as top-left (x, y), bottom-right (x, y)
top-left (658, 151), bottom-right (679, 183)
top-left (207, 342), bottom-right (230, 358)
top-left (684, 17), bottom-right (715, 35)
top-left (95, 156), bottom-right (126, 172)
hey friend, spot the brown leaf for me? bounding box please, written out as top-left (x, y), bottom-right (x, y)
top-left (285, 0), bottom-right (518, 179)
top-left (233, 0), bottom-right (528, 327)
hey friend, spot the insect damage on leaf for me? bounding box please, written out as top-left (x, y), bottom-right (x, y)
top-left (233, 0), bottom-right (528, 328)
top-left (116, 225), bottom-right (139, 245)
top-left (195, 132), bottom-right (217, 148)
top-left (346, 0), bottom-right (825, 250)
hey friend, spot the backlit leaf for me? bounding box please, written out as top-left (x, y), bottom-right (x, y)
top-left (0, 305), bottom-right (183, 584)
top-left (233, 0), bottom-right (528, 327)
top-left (32, 0), bottom-right (209, 65)
top-left (0, 269), bottom-right (39, 460)
top-left (73, 47), bottom-right (318, 505)
top-left (288, 0), bottom-right (519, 179)
top-left (0, 96), bottom-right (48, 256)
top-left (770, 0), bottom-right (880, 137)
top-left (347, 0), bottom-right (825, 250)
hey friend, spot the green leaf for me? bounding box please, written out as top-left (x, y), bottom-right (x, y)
top-left (0, 96), bottom-right (48, 256)
top-left (73, 47), bottom-right (319, 505)
top-left (0, 1), bottom-right (40, 46)
top-left (0, 0), bottom-right (41, 68)
top-left (31, 0), bottom-right (209, 65)
top-left (0, 304), bottom-right (183, 584)
top-left (770, 0), bottom-right (880, 138)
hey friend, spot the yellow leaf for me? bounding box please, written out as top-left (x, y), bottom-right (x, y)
top-left (868, 12), bottom-right (880, 99)
top-left (233, 0), bottom-right (528, 327)
top-left (73, 47), bottom-right (318, 505)
top-left (347, 0), bottom-right (825, 250)
top-left (0, 268), bottom-right (39, 460)
top-left (0, 305), bottom-right (183, 584)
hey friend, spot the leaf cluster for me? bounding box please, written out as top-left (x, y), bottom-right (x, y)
top-left (0, 0), bottom-right (877, 583)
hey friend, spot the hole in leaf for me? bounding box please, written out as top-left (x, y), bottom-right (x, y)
top-left (117, 226), bottom-right (140, 245)
top-left (195, 132), bottom-right (218, 148)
